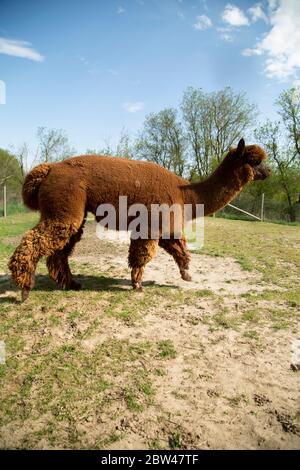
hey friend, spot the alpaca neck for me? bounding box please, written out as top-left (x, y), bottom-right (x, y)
top-left (183, 161), bottom-right (248, 216)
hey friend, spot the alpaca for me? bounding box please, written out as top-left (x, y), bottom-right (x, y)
top-left (9, 138), bottom-right (269, 301)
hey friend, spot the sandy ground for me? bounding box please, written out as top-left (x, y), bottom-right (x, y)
top-left (0, 222), bottom-right (299, 449)
top-left (71, 225), bottom-right (300, 449)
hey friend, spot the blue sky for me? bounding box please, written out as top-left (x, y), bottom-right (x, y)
top-left (0, 0), bottom-right (299, 159)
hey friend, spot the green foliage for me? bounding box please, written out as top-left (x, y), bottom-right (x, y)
top-left (254, 87), bottom-right (300, 222)
top-left (135, 108), bottom-right (186, 176)
top-left (0, 148), bottom-right (24, 215)
top-left (182, 86), bottom-right (257, 177)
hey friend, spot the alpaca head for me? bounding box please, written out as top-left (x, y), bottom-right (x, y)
top-left (225, 138), bottom-right (270, 182)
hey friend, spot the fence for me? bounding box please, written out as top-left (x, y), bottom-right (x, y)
top-left (217, 191), bottom-right (300, 223)
top-left (227, 193), bottom-right (264, 222)
top-left (0, 184), bottom-right (24, 217)
top-left (1, 185), bottom-right (299, 223)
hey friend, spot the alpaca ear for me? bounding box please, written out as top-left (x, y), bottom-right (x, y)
top-left (236, 138), bottom-right (245, 157)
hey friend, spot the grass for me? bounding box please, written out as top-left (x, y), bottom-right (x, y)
top-left (158, 340), bottom-right (177, 359)
top-left (0, 212), bottom-right (299, 449)
top-left (195, 217), bottom-right (300, 288)
top-left (168, 432), bottom-right (182, 449)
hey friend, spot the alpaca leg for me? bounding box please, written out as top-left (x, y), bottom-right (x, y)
top-left (8, 219), bottom-right (81, 301)
top-left (128, 239), bottom-right (158, 290)
top-left (46, 219), bottom-right (85, 290)
top-left (159, 237), bottom-right (192, 281)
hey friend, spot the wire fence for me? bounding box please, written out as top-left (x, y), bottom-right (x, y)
top-left (1, 185), bottom-right (300, 224)
top-left (217, 191), bottom-right (300, 223)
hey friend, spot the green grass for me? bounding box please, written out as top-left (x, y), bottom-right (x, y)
top-left (195, 217), bottom-right (300, 288)
top-left (0, 212), bottom-right (299, 449)
top-left (0, 212), bottom-right (38, 239)
top-left (168, 432), bottom-right (182, 449)
top-left (158, 340), bottom-right (177, 359)
top-left (0, 212), bottom-right (38, 270)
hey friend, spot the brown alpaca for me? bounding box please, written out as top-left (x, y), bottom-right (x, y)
top-left (8, 138), bottom-right (269, 301)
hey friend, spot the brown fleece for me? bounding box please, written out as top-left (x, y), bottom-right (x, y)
top-left (46, 217), bottom-right (86, 289)
top-left (9, 139), bottom-right (268, 297)
top-left (159, 237), bottom-right (191, 281)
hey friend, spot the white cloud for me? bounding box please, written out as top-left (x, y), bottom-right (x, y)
top-left (117, 6), bottom-right (125, 14)
top-left (0, 37), bottom-right (44, 61)
top-left (243, 0), bottom-right (300, 80)
top-left (217, 26), bottom-right (234, 42)
top-left (242, 47), bottom-right (262, 57)
top-left (268, 0), bottom-right (279, 11)
top-left (222, 4), bottom-right (249, 27)
top-left (248, 3), bottom-right (268, 23)
top-left (122, 101), bottom-right (144, 113)
top-left (193, 15), bottom-right (212, 30)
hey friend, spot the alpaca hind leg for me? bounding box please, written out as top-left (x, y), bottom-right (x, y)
top-left (8, 219), bottom-right (80, 301)
top-left (46, 219), bottom-right (85, 290)
top-left (128, 239), bottom-right (158, 290)
top-left (159, 237), bottom-right (192, 281)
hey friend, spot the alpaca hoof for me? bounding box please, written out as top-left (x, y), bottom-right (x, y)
top-left (67, 280), bottom-right (82, 291)
top-left (21, 287), bottom-right (31, 302)
top-left (181, 271), bottom-right (192, 282)
top-left (132, 283), bottom-right (143, 292)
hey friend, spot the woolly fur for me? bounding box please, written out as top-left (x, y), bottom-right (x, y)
top-left (9, 140), bottom-right (268, 297)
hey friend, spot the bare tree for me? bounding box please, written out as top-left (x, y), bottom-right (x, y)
top-left (36, 127), bottom-right (74, 163)
top-left (13, 143), bottom-right (29, 183)
top-left (86, 129), bottom-right (133, 158)
top-left (116, 129), bottom-right (134, 159)
top-left (135, 108), bottom-right (186, 176)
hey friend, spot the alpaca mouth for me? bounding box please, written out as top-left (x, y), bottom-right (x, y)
top-left (253, 163), bottom-right (271, 181)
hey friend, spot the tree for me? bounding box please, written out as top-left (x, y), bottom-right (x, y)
top-left (0, 149), bottom-right (24, 212)
top-left (181, 87), bottom-right (211, 177)
top-left (276, 87), bottom-right (300, 162)
top-left (0, 149), bottom-right (22, 186)
top-left (36, 127), bottom-right (74, 163)
top-left (12, 143), bottom-right (29, 183)
top-left (181, 86), bottom-right (257, 177)
top-left (254, 120), bottom-right (300, 222)
top-left (135, 108), bottom-right (186, 176)
top-left (116, 129), bottom-right (134, 159)
top-left (86, 129), bottom-right (134, 159)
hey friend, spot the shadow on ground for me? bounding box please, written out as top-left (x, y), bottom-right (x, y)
top-left (0, 273), bottom-right (177, 302)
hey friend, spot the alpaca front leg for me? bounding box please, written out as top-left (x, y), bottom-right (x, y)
top-left (131, 267), bottom-right (144, 291)
top-left (128, 239), bottom-right (158, 290)
top-left (8, 220), bottom-right (79, 301)
top-left (159, 238), bottom-right (192, 282)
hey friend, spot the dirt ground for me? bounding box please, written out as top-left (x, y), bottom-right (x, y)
top-left (0, 217), bottom-right (299, 449)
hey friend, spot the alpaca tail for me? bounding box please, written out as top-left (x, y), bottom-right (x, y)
top-left (22, 163), bottom-right (52, 210)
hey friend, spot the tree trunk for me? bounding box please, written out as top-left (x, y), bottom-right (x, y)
top-left (287, 194), bottom-right (296, 222)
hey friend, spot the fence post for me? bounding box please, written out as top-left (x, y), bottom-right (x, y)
top-left (3, 185), bottom-right (7, 218)
top-left (261, 193), bottom-right (265, 222)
